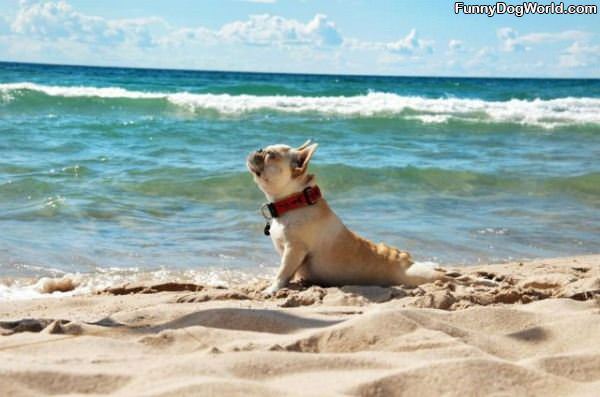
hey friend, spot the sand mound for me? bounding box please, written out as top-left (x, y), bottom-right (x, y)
top-left (533, 353), bottom-right (600, 382)
top-left (353, 359), bottom-right (576, 397)
top-left (1, 371), bottom-right (130, 395)
top-left (147, 308), bottom-right (340, 334)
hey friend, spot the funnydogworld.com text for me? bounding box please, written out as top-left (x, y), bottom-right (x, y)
top-left (454, 1), bottom-right (598, 17)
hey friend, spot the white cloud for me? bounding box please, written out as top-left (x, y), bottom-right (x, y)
top-left (158, 13), bottom-right (343, 48)
top-left (520, 30), bottom-right (587, 44)
top-left (11, 0), bottom-right (165, 47)
top-left (465, 46), bottom-right (497, 68)
top-left (385, 29), bottom-right (433, 54)
top-left (497, 27), bottom-right (524, 51)
top-left (559, 41), bottom-right (600, 68)
top-left (346, 29), bottom-right (434, 56)
top-left (497, 27), bottom-right (589, 52)
top-left (5, 0), bottom-right (436, 62)
top-left (496, 26), bottom-right (598, 73)
top-left (10, 2), bottom-right (343, 49)
top-left (156, 27), bottom-right (214, 47)
top-left (158, 12), bottom-right (432, 57)
top-left (217, 13), bottom-right (342, 47)
top-left (448, 39), bottom-right (463, 52)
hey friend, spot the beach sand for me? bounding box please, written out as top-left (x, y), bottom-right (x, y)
top-left (1, 255), bottom-right (599, 397)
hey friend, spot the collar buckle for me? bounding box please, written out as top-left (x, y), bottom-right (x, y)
top-left (260, 202), bottom-right (277, 220)
top-left (303, 186), bottom-right (317, 205)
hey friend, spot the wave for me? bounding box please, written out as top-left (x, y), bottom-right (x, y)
top-left (116, 165), bottom-right (600, 201)
top-left (2, 166), bottom-right (599, 222)
top-left (2, 82), bottom-right (600, 128)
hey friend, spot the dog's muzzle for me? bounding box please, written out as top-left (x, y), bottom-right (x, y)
top-left (247, 151), bottom-right (265, 175)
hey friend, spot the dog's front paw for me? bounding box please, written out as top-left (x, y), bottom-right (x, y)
top-left (262, 284), bottom-right (279, 297)
top-left (263, 280), bottom-right (285, 297)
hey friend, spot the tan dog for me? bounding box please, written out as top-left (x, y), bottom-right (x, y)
top-left (247, 141), bottom-right (445, 295)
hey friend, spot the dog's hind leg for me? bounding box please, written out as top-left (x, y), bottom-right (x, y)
top-left (290, 259), bottom-right (310, 284)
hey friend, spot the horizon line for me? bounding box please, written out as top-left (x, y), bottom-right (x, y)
top-left (1, 60), bottom-right (599, 81)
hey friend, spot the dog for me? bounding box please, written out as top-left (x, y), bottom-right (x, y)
top-left (247, 140), bottom-right (445, 295)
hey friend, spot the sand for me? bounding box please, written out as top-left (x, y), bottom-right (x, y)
top-left (1, 255), bottom-right (599, 397)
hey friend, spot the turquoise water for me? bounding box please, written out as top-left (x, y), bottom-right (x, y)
top-left (1, 62), bottom-right (599, 282)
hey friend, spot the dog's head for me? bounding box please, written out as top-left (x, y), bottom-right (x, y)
top-left (247, 140), bottom-right (318, 199)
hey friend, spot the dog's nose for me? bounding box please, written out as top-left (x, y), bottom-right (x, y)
top-left (251, 149), bottom-right (265, 161)
top-left (248, 150), bottom-right (264, 165)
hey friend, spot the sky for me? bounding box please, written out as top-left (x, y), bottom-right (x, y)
top-left (0, 0), bottom-right (599, 77)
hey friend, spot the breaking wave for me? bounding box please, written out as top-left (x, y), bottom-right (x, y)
top-left (2, 82), bottom-right (600, 128)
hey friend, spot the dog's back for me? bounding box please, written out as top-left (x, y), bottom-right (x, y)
top-left (284, 198), bottom-right (443, 287)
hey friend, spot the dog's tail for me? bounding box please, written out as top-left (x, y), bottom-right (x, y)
top-left (406, 261), bottom-right (499, 288)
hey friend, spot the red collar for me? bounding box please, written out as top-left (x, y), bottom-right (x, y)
top-left (261, 186), bottom-right (322, 219)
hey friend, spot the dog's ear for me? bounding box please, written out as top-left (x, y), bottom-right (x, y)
top-left (292, 143), bottom-right (318, 177)
top-left (296, 139), bottom-right (312, 151)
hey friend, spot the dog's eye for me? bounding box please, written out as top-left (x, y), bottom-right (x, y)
top-left (266, 151), bottom-right (278, 158)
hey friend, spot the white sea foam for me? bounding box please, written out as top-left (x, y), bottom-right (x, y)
top-left (0, 266), bottom-right (272, 301)
top-left (2, 82), bottom-right (600, 128)
top-left (0, 82), bottom-right (164, 99)
top-left (0, 275), bottom-right (80, 300)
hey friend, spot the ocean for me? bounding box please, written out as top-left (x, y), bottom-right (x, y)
top-left (1, 62), bottom-right (599, 298)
